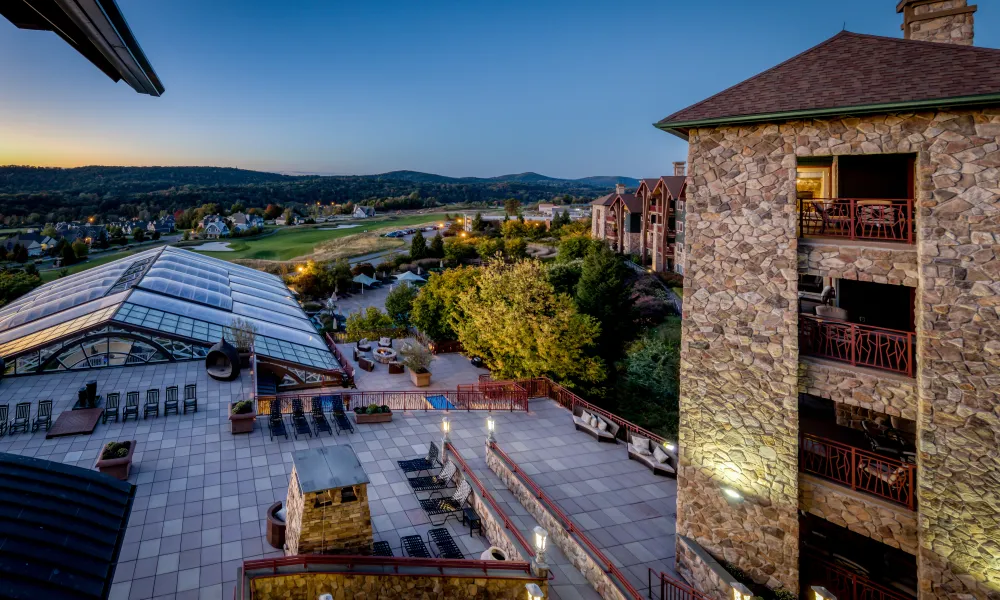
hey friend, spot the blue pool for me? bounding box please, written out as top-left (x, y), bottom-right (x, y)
top-left (425, 395), bottom-right (456, 410)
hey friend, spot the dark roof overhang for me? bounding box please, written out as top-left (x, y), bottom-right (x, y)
top-left (1, 0), bottom-right (164, 96)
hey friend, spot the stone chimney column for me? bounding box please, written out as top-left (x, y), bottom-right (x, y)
top-left (673, 161), bottom-right (686, 177)
top-left (898, 0), bottom-right (976, 45)
top-left (615, 183), bottom-right (626, 195)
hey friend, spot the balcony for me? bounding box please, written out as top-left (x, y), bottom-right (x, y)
top-left (798, 198), bottom-right (914, 244)
top-left (802, 549), bottom-right (916, 600)
top-left (801, 432), bottom-right (916, 510)
top-left (799, 314), bottom-right (914, 377)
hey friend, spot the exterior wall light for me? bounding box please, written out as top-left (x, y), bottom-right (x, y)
top-left (730, 582), bottom-right (753, 600)
top-left (722, 487), bottom-right (743, 502)
top-left (663, 442), bottom-right (676, 452)
top-left (487, 415), bottom-right (496, 443)
top-left (319, 595), bottom-right (333, 600)
top-left (525, 582), bottom-right (544, 600)
top-left (811, 586), bottom-right (836, 600)
top-left (533, 526), bottom-right (548, 566)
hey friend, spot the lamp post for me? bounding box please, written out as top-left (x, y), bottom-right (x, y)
top-left (533, 526), bottom-right (548, 567)
top-left (811, 586), bottom-right (836, 600)
top-left (442, 416), bottom-right (450, 449)
top-left (524, 583), bottom-right (544, 600)
top-left (487, 415), bottom-right (496, 444)
top-left (730, 582), bottom-right (752, 600)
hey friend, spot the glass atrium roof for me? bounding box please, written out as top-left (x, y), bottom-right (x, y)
top-left (0, 246), bottom-right (338, 372)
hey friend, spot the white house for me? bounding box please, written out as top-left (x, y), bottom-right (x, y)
top-left (203, 221), bottom-right (230, 239)
top-left (353, 206), bottom-right (376, 219)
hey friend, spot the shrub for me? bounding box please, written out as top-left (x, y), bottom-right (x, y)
top-left (232, 400), bottom-right (254, 415)
top-left (366, 403), bottom-right (380, 414)
top-left (101, 441), bottom-right (131, 460)
top-left (346, 307), bottom-right (394, 337)
top-left (379, 404), bottom-right (390, 413)
top-left (351, 262), bottom-right (375, 277)
top-left (225, 317), bottom-right (258, 351)
top-left (399, 341), bottom-right (433, 373)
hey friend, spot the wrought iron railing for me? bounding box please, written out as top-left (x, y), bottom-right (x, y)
top-left (799, 314), bottom-right (914, 377)
top-left (804, 551), bottom-right (915, 600)
top-left (647, 569), bottom-right (713, 600)
top-left (800, 433), bottom-right (916, 510)
top-left (798, 198), bottom-right (914, 243)
top-left (324, 332), bottom-right (354, 382)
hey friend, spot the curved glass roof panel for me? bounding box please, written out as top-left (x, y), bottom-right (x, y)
top-left (230, 291), bottom-right (306, 318)
top-left (229, 283), bottom-right (297, 307)
top-left (144, 267), bottom-right (231, 295)
top-left (146, 262), bottom-right (230, 286)
top-left (138, 277), bottom-right (234, 311)
top-left (232, 302), bottom-right (314, 332)
top-left (0, 286), bottom-right (110, 333)
top-left (228, 274), bottom-right (291, 296)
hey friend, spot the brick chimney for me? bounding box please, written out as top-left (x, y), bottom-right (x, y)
top-left (673, 161), bottom-right (686, 177)
top-left (898, 0), bottom-right (976, 45)
top-left (615, 183), bottom-right (626, 195)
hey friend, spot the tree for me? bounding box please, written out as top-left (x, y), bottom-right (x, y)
top-left (152, 231), bottom-right (161, 240)
top-left (264, 204), bottom-right (283, 220)
top-left (345, 307), bottom-right (394, 338)
top-left (503, 198), bottom-right (520, 217)
top-left (12, 244), bottom-right (28, 263)
top-left (351, 262), bottom-right (375, 278)
top-left (504, 237), bottom-right (527, 260)
top-left (444, 238), bottom-right (477, 262)
top-left (133, 228), bottom-right (146, 243)
top-left (182, 230), bottom-right (190, 241)
top-left (41, 225), bottom-right (58, 238)
top-left (557, 235), bottom-right (600, 262)
top-left (616, 319), bottom-right (681, 438)
top-left (472, 212), bottom-right (485, 232)
top-left (0, 270), bottom-right (41, 306)
top-left (282, 208), bottom-right (295, 225)
top-left (71, 239), bottom-right (89, 259)
top-left (384, 282), bottom-right (419, 327)
top-left (0, 246), bottom-right (7, 261)
top-left (410, 230), bottom-right (428, 260)
top-left (575, 244), bottom-right (635, 364)
top-left (428, 232), bottom-right (444, 259)
top-left (230, 202), bottom-right (245, 214)
top-left (411, 266), bottom-right (478, 341)
top-left (453, 259), bottom-right (603, 386)
top-left (547, 260), bottom-right (583, 296)
top-left (475, 238), bottom-right (503, 260)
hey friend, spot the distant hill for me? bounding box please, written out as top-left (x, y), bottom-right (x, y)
top-left (376, 169), bottom-right (639, 189)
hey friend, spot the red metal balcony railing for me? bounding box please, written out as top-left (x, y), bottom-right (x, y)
top-left (647, 569), bottom-right (713, 600)
top-left (800, 433), bottom-right (916, 510)
top-left (799, 314), bottom-right (914, 377)
top-left (804, 552), bottom-right (915, 600)
top-left (798, 198), bottom-right (914, 243)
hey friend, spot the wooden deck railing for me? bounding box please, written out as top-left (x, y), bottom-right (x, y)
top-left (799, 314), bottom-right (915, 377)
top-left (805, 551), bottom-right (915, 600)
top-left (647, 569), bottom-right (713, 600)
top-left (800, 432), bottom-right (916, 510)
top-left (798, 198), bottom-right (914, 243)
top-left (257, 381), bottom-right (528, 415)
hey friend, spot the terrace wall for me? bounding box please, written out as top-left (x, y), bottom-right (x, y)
top-left (249, 572), bottom-right (534, 600)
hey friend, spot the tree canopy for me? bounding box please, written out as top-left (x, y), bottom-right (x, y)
top-left (411, 266), bottom-right (478, 342)
top-left (575, 243), bottom-right (635, 364)
top-left (384, 282), bottom-right (419, 327)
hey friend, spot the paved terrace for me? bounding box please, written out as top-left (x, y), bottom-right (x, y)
top-left (0, 359), bottom-right (677, 600)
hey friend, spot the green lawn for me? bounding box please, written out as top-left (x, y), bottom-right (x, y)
top-left (191, 213), bottom-right (450, 261)
top-left (39, 248), bottom-right (147, 282)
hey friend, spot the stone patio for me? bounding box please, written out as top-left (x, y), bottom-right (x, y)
top-left (0, 361), bottom-right (677, 600)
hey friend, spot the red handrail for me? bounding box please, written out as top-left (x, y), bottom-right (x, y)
top-left (805, 551), bottom-right (914, 600)
top-left (445, 442), bottom-right (535, 558)
top-left (257, 383), bottom-right (528, 415)
top-left (800, 432), bottom-right (916, 510)
top-left (647, 568), bottom-right (713, 600)
top-left (799, 314), bottom-right (914, 376)
top-left (490, 441), bottom-right (643, 599)
top-left (324, 332), bottom-right (355, 381)
top-left (798, 198), bottom-right (914, 244)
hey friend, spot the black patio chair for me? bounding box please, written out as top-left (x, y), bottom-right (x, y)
top-left (426, 528), bottom-right (464, 559)
top-left (183, 384), bottom-right (198, 414)
top-left (310, 397), bottom-right (332, 436)
top-left (372, 541), bottom-right (394, 557)
top-left (164, 386), bottom-right (179, 416)
top-left (123, 391), bottom-right (140, 421)
top-left (333, 410), bottom-right (354, 435)
top-left (0, 404), bottom-right (7, 437)
top-left (10, 402), bottom-right (30, 434)
top-left (419, 480), bottom-right (472, 526)
top-left (143, 389), bottom-right (159, 419)
top-left (400, 535), bottom-right (431, 558)
top-left (31, 400), bottom-right (52, 432)
top-left (408, 461), bottom-right (457, 493)
top-left (321, 394), bottom-right (345, 414)
top-left (268, 414), bottom-right (288, 441)
top-left (290, 399), bottom-right (312, 439)
top-left (398, 442), bottom-right (440, 476)
top-left (103, 393), bottom-right (120, 424)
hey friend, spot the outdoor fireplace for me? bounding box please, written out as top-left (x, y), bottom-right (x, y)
top-left (284, 446), bottom-right (373, 555)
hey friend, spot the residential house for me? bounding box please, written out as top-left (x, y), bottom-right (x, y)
top-left (146, 217), bottom-right (175, 235)
top-left (353, 205), bottom-right (376, 219)
top-left (656, 2), bottom-right (998, 599)
top-left (3, 232), bottom-right (55, 257)
top-left (203, 221), bottom-right (229, 239)
top-left (229, 212), bottom-right (263, 232)
top-left (635, 167), bottom-right (687, 274)
top-left (590, 183), bottom-right (642, 256)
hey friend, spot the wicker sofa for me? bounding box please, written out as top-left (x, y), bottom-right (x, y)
top-left (627, 432), bottom-right (676, 477)
top-left (572, 405), bottom-right (619, 443)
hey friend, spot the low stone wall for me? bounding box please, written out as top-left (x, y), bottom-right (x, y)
top-left (799, 358), bottom-right (918, 420)
top-left (451, 453), bottom-right (526, 562)
top-left (675, 536), bottom-right (731, 600)
top-left (797, 240), bottom-right (919, 287)
top-left (799, 474), bottom-right (918, 555)
top-left (250, 572), bottom-right (537, 600)
top-left (486, 448), bottom-right (627, 600)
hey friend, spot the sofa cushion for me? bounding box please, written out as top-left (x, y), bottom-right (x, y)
top-left (581, 410), bottom-right (593, 424)
top-left (597, 418), bottom-right (609, 432)
top-left (631, 435), bottom-right (652, 456)
top-left (589, 415), bottom-right (599, 428)
top-left (653, 446), bottom-right (671, 464)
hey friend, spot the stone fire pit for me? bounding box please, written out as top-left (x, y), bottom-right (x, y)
top-left (373, 347), bottom-right (397, 364)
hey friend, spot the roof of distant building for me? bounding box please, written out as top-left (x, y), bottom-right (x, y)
top-left (654, 176), bottom-right (687, 200)
top-left (657, 31), bottom-right (1000, 137)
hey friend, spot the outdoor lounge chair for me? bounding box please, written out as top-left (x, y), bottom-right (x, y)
top-left (358, 356), bottom-right (375, 372)
top-left (426, 528), bottom-right (464, 559)
top-left (103, 393), bottom-right (120, 424)
top-left (408, 461), bottom-right (457, 492)
top-left (10, 402), bottom-right (30, 434)
top-left (420, 480), bottom-right (472, 526)
top-left (627, 432), bottom-right (676, 477)
top-left (123, 392), bottom-right (140, 421)
top-left (398, 442), bottom-right (441, 476)
top-left (357, 338), bottom-right (372, 352)
top-left (164, 386), bottom-right (179, 416)
top-left (0, 404), bottom-right (7, 437)
top-left (290, 399), bottom-right (312, 439)
top-left (372, 541), bottom-right (394, 557)
top-left (400, 535), bottom-right (431, 558)
top-left (268, 414), bottom-right (288, 441)
top-left (333, 410), bottom-right (354, 435)
top-left (184, 384), bottom-right (198, 413)
top-left (31, 400), bottom-right (52, 432)
top-left (572, 405), bottom-right (620, 443)
top-left (378, 337), bottom-right (392, 348)
top-left (310, 397), bottom-right (332, 436)
top-left (144, 389), bottom-right (160, 419)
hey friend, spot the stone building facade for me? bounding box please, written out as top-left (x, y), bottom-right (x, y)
top-left (900, 0), bottom-right (976, 45)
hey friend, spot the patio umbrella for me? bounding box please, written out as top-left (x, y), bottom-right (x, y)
top-left (396, 271), bottom-right (426, 283)
top-left (352, 273), bottom-right (376, 294)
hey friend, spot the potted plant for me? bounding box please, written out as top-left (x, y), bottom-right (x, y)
top-left (229, 400), bottom-right (257, 434)
top-left (354, 403), bottom-right (393, 424)
top-left (226, 317), bottom-right (258, 368)
top-left (95, 440), bottom-right (136, 480)
top-left (399, 341), bottom-right (433, 387)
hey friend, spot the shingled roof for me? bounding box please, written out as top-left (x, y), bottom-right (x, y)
top-left (656, 31), bottom-right (1000, 136)
top-left (654, 176), bottom-right (687, 200)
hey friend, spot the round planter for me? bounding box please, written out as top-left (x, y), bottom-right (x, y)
top-left (266, 502), bottom-right (286, 549)
top-left (229, 403), bottom-right (257, 434)
top-left (480, 547), bottom-right (508, 561)
top-left (95, 440), bottom-right (136, 481)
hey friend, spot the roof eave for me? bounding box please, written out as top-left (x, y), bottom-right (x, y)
top-left (654, 92), bottom-right (1000, 138)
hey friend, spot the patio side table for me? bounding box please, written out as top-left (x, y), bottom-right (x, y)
top-left (462, 507), bottom-right (482, 537)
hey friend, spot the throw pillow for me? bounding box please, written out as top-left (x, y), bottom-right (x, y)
top-left (597, 418), bottom-right (609, 432)
top-left (631, 435), bottom-right (652, 455)
top-left (580, 410), bottom-right (593, 424)
top-left (590, 415), bottom-right (599, 428)
top-left (653, 446), bottom-right (670, 464)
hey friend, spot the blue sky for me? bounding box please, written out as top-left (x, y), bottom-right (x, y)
top-left (1, 0), bottom-right (997, 178)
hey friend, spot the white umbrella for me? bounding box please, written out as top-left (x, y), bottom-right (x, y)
top-left (352, 273), bottom-right (376, 294)
top-left (396, 271), bottom-right (426, 283)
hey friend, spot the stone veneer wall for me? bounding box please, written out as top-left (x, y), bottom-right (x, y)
top-left (800, 474), bottom-right (918, 555)
top-left (592, 206), bottom-right (607, 239)
top-left (486, 448), bottom-right (627, 600)
top-left (681, 109), bottom-right (1000, 599)
top-left (906, 0), bottom-right (975, 45)
top-left (797, 240), bottom-right (919, 286)
top-left (679, 122), bottom-right (801, 591)
top-left (674, 536), bottom-right (732, 600)
top-left (799, 358), bottom-right (918, 421)
top-left (450, 452), bottom-right (526, 563)
top-left (284, 467), bottom-right (373, 556)
top-left (250, 572), bottom-right (541, 600)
